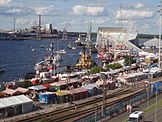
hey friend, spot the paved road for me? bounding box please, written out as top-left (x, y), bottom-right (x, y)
top-left (105, 93), bottom-right (162, 122)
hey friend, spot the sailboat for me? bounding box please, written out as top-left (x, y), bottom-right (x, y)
top-left (75, 34), bottom-right (84, 46)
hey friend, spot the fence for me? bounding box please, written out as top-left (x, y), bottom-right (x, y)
top-left (75, 91), bottom-right (147, 122)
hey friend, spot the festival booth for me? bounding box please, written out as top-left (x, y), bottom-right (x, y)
top-left (67, 88), bottom-right (88, 101)
top-left (39, 92), bottom-right (56, 104)
top-left (81, 84), bottom-right (99, 97)
top-left (3, 89), bottom-right (21, 96)
top-left (81, 74), bottom-right (99, 83)
top-left (0, 95), bottom-right (33, 118)
top-left (150, 67), bottom-right (162, 78)
top-left (95, 79), bottom-right (116, 90)
top-left (117, 72), bottom-right (147, 86)
top-left (28, 85), bottom-right (47, 92)
top-left (55, 90), bottom-right (71, 103)
top-left (15, 87), bottom-right (30, 94)
top-left (50, 79), bottom-right (80, 91)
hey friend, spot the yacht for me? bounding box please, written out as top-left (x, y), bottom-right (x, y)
top-left (56, 49), bottom-right (66, 54)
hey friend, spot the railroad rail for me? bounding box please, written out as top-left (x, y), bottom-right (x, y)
top-left (14, 87), bottom-right (141, 122)
top-left (2, 77), bottom-right (162, 122)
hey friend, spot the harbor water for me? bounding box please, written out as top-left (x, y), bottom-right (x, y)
top-left (0, 39), bottom-right (97, 82)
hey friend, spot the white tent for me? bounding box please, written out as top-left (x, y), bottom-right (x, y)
top-left (139, 51), bottom-right (149, 56)
top-left (145, 53), bottom-right (158, 59)
top-left (143, 38), bottom-right (162, 48)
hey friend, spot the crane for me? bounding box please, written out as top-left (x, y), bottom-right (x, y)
top-left (118, 19), bottom-right (143, 53)
top-left (62, 23), bottom-right (70, 40)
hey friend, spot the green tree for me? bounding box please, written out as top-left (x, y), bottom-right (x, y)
top-left (90, 66), bottom-right (100, 74)
top-left (19, 81), bottom-right (33, 88)
top-left (106, 63), bottom-right (122, 70)
top-left (124, 55), bottom-right (136, 66)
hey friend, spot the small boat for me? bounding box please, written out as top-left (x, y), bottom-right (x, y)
top-left (56, 49), bottom-right (66, 54)
top-left (75, 34), bottom-right (85, 46)
top-left (72, 47), bottom-right (76, 50)
top-left (68, 44), bottom-right (72, 49)
top-left (41, 45), bottom-right (44, 48)
top-left (32, 49), bottom-right (36, 52)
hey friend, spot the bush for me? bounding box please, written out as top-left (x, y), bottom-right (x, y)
top-left (124, 55), bottom-right (136, 66)
top-left (90, 66), bottom-right (100, 74)
top-left (19, 81), bottom-right (33, 88)
top-left (106, 63), bottom-right (122, 70)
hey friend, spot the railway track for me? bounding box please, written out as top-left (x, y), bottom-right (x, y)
top-left (43, 88), bottom-right (144, 122)
top-left (17, 87), bottom-right (140, 122)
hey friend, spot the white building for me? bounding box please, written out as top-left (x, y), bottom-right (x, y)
top-left (96, 27), bottom-right (142, 53)
top-left (46, 24), bottom-right (53, 33)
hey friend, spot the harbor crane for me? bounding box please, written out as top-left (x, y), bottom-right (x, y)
top-left (62, 23), bottom-right (70, 40)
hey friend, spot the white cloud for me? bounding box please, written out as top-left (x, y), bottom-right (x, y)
top-left (0, 0), bottom-right (12, 6)
top-left (85, 18), bottom-right (109, 24)
top-left (115, 9), bottom-right (153, 19)
top-left (16, 18), bottom-right (34, 26)
top-left (34, 5), bottom-right (62, 15)
top-left (72, 5), bottom-right (107, 16)
top-left (128, 2), bottom-right (145, 9)
top-left (114, 19), bottom-right (129, 25)
top-left (0, 6), bottom-right (33, 16)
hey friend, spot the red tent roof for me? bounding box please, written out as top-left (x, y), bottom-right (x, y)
top-left (42, 84), bottom-right (51, 88)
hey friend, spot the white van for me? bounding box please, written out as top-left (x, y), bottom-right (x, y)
top-left (128, 111), bottom-right (144, 122)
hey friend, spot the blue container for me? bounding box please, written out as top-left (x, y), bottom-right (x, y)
top-left (39, 93), bottom-right (56, 104)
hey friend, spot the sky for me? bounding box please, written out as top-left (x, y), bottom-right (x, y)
top-left (0, 0), bottom-right (161, 34)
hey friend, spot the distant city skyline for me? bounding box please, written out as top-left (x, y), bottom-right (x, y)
top-left (0, 0), bottom-right (161, 34)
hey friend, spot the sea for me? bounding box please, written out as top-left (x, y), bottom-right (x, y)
top-left (0, 37), bottom-right (149, 82)
top-left (0, 39), bottom-right (98, 82)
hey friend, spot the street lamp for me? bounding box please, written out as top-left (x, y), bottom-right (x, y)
top-left (158, 2), bottom-right (162, 68)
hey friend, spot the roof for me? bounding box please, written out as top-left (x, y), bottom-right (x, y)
top-left (50, 79), bottom-right (79, 86)
top-left (15, 87), bottom-right (29, 93)
top-left (55, 91), bottom-right (70, 96)
top-left (81, 84), bottom-right (98, 90)
top-left (39, 92), bottom-right (55, 95)
top-left (129, 111), bottom-right (143, 118)
top-left (42, 84), bottom-right (51, 88)
top-left (67, 88), bottom-right (88, 94)
top-left (144, 38), bottom-right (162, 48)
top-left (28, 85), bottom-right (47, 91)
top-left (3, 89), bottom-right (21, 95)
top-left (95, 80), bottom-right (114, 86)
top-left (150, 67), bottom-right (162, 73)
top-left (0, 95), bottom-right (33, 109)
top-left (98, 27), bottom-right (124, 32)
top-left (82, 75), bottom-right (99, 79)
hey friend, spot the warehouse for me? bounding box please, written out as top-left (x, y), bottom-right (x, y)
top-left (0, 95), bottom-right (33, 118)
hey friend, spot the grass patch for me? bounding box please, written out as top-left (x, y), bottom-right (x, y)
top-left (144, 99), bottom-right (162, 114)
